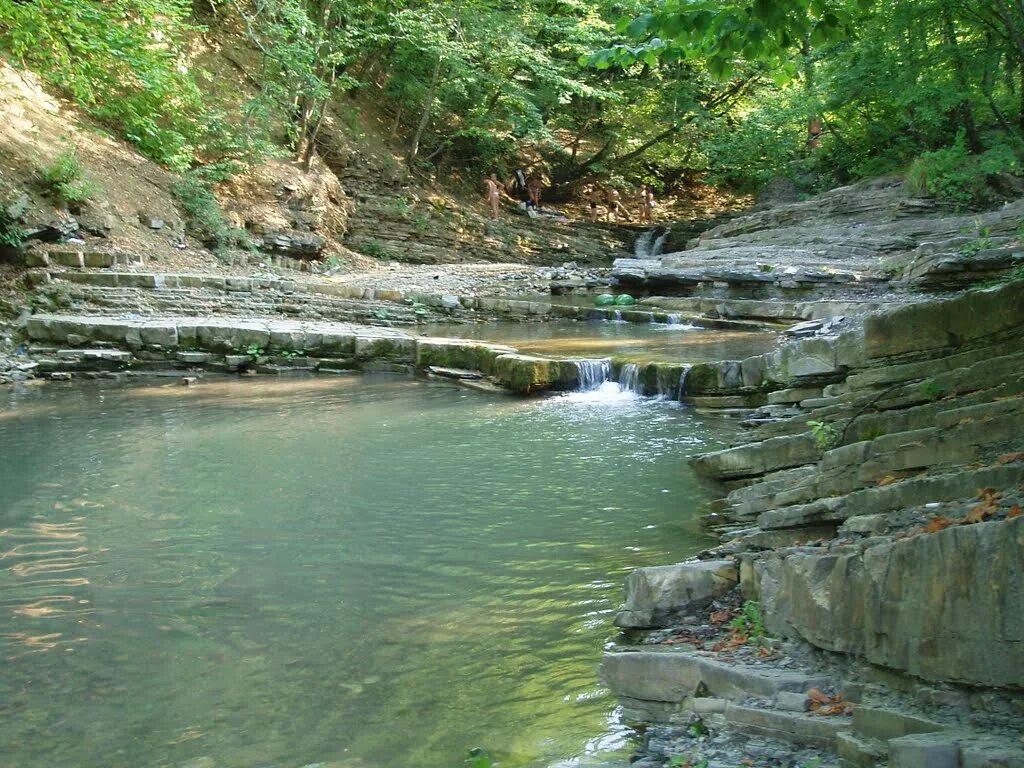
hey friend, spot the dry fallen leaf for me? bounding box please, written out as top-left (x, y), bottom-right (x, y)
top-left (709, 609), bottom-right (734, 624)
top-left (807, 688), bottom-right (853, 715)
top-left (807, 688), bottom-right (831, 705)
top-left (925, 516), bottom-right (954, 533)
top-left (997, 452), bottom-right (1024, 465)
top-left (1008, 505), bottom-right (1022, 519)
top-left (877, 474), bottom-right (898, 487)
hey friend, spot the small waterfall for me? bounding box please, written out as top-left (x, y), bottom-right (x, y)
top-left (634, 227), bottom-right (672, 258)
top-left (651, 227), bottom-right (671, 257)
top-left (613, 310), bottom-right (623, 322)
top-left (633, 229), bottom-right (654, 258)
top-left (573, 359), bottom-right (612, 391)
top-left (677, 366), bottom-right (691, 401)
top-left (667, 313), bottom-right (681, 326)
top-left (618, 363), bottom-right (642, 395)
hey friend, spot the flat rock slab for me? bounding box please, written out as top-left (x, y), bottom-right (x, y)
top-left (601, 649), bottom-right (832, 705)
top-left (723, 702), bottom-right (850, 749)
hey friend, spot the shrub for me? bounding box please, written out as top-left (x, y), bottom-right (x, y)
top-left (0, 176), bottom-right (25, 248)
top-left (730, 600), bottom-right (766, 639)
top-left (39, 148), bottom-right (101, 204)
top-left (171, 171), bottom-right (250, 252)
top-left (906, 134), bottom-right (1022, 208)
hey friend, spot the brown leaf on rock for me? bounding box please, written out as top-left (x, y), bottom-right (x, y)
top-left (807, 688), bottom-right (853, 715)
top-left (709, 609), bottom-right (734, 624)
top-left (964, 488), bottom-right (1000, 524)
top-left (877, 474), bottom-right (898, 487)
top-left (1008, 505), bottom-right (1022, 519)
top-left (807, 688), bottom-right (831, 705)
top-left (925, 516), bottom-right (954, 533)
top-left (712, 630), bottom-right (748, 652)
top-left (997, 452), bottom-right (1024, 465)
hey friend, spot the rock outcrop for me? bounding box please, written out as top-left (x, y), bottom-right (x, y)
top-left (603, 279), bottom-right (1024, 767)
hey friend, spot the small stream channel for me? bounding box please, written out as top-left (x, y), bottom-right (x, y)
top-left (422, 320), bottom-right (776, 364)
top-left (0, 373), bottom-right (742, 768)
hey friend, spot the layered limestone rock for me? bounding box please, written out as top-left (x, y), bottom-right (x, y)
top-left (603, 280), bottom-right (1024, 765)
top-left (758, 516), bottom-right (1024, 688)
top-left (612, 177), bottom-right (1024, 297)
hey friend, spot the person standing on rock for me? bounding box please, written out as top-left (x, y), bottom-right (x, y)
top-left (526, 172), bottom-right (543, 211)
top-left (639, 185), bottom-right (656, 224)
top-left (484, 175), bottom-right (502, 220)
top-left (586, 185), bottom-right (604, 222)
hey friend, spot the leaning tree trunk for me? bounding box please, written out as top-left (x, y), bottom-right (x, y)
top-left (408, 56), bottom-right (442, 161)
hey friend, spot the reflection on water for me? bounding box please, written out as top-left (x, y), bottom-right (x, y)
top-left (422, 320), bottom-right (776, 363)
top-left (0, 377), bottom-right (732, 768)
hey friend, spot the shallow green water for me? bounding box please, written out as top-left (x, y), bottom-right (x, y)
top-left (421, 320), bottom-right (776, 363)
top-left (0, 376), bottom-right (731, 768)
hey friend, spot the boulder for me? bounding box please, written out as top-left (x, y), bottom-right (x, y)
top-left (614, 560), bottom-right (739, 628)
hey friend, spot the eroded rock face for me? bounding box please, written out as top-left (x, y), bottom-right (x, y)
top-left (615, 560), bottom-right (739, 628)
top-left (757, 516), bottom-right (1024, 688)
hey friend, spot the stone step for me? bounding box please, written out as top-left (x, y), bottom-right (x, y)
top-left (852, 706), bottom-right (944, 743)
top-left (835, 731), bottom-right (887, 768)
top-left (601, 649), bottom-right (834, 707)
top-left (722, 702), bottom-right (850, 750)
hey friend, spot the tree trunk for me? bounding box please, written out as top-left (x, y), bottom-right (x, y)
top-left (941, 7), bottom-right (984, 152)
top-left (408, 56), bottom-right (442, 161)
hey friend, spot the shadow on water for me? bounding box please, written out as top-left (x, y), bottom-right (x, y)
top-left (0, 377), bottom-right (736, 768)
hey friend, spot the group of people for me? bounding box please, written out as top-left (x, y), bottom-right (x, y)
top-left (584, 183), bottom-right (657, 224)
top-left (483, 170), bottom-right (657, 224)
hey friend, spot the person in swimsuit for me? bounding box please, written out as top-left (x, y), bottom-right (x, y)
top-left (586, 185), bottom-right (604, 222)
top-left (484, 175), bottom-right (502, 220)
top-left (639, 185), bottom-right (656, 224)
top-left (606, 187), bottom-right (631, 221)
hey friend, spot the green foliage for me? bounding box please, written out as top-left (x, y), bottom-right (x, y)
top-left (729, 601), bottom-right (766, 639)
top-left (918, 378), bottom-right (946, 402)
top-left (0, 0), bottom-right (207, 169)
top-left (906, 135), bottom-right (1023, 207)
top-left (39, 148), bottom-right (101, 204)
top-left (171, 171), bottom-right (250, 252)
top-left (808, 420), bottom-right (838, 450)
top-left (0, 176), bottom-right (25, 248)
top-left (356, 238), bottom-right (392, 259)
top-left (373, 307), bottom-right (390, 320)
top-left (413, 213), bottom-right (431, 234)
top-left (244, 343), bottom-right (264, 360)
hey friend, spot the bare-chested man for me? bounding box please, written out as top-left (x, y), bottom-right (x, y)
top-left (606, 187), bottom-right (631, 222)
top-left (483, 175), bottom-right (501, 220)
